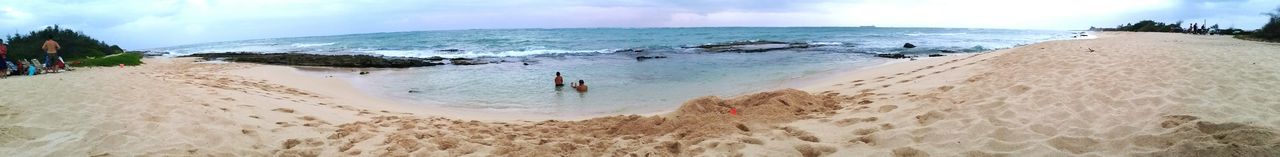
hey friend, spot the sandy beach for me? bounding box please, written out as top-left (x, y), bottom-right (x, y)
top-left (3, 32), bottom-right (1280, 156)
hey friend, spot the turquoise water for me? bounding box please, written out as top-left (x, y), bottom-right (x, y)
top-left (153, 27), bottom-right (1075, 118)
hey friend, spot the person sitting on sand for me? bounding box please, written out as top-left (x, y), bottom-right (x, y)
top-left (570, 80), bottom-right (588, 92)
top-left (554, 72), bottom-right (565, 86)
top-left (42, 37), bottom-right (61, 73)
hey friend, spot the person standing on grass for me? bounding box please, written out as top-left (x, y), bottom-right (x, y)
top-left (42, 37), bottom-right (61, 73)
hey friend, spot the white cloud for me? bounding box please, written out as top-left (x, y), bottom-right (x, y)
top-left (0, 0), bottom-right (1276, 49)
top-left (1, 6), bottom-right (35, 27)
top-left (810, 0), bottom-right (1179, 29)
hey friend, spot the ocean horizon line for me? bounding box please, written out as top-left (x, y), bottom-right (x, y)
top-left (144, 26), bottom-right (1072, 49)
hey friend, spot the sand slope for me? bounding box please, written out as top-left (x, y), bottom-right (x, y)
top-left (801, 32), bottom-right (1280, 156)
top-left (2, 32), bottom-right (1279, 156)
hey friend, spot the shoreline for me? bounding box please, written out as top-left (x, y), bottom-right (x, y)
top-left (188, 33), bottom-right (1061, 121)
top-left (257, 51), bottom-right (979, 121)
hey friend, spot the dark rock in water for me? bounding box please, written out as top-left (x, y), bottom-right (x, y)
top-left (875, 54), bottom-right (911, 59)
top-left (615, 48), bottom-right (646, 53)
top-left (450, 58), bottom-right (487, 65)
top-left (408, 90), bottom-right (421, 93)
top-left (1079, 34), bottom-right (1088, 37)
top-left (523, 62), bottom-right (530, 66)
top-left (903, 43), bottom-right (917, 48)
top-left (359, 71), bottom-right (370, 75)
top-left (182, 52), bottom-right (444, 68)
top-left (939, 50), bottom-right (958, 53)
top-left (425, 56), bottom-right (446, 61)
top-left (131, 51), bottom-right (169, 57)
top-left (635, 55), bottom-right (668, 61)
top-left (438, 49), bottom-right (463, 52)
top-left (688, 40), bottom-right (811, 53)
top-left (928, 54), bottom-right (945, 57)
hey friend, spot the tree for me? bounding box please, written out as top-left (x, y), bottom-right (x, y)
top-left (4, 25), bottom-right (125, 61)
top-left (1255, 6), bottom-right (1280, 40)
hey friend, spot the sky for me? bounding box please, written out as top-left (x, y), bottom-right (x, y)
top-left (1, 0), bottom-right (1278, 49)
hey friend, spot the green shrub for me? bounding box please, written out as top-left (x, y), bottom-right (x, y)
top-left (1253, 7), bottom-right (1280, 41)
top-left (72, 52), bottom-right (143, 67)
top-left (1097, 20), bottom-right (1184, 32)
top-left (4, 25), bottom-right (124, 61)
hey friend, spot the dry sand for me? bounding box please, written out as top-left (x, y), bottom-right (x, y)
top-left (1, 32), bottom-right (1279, 156)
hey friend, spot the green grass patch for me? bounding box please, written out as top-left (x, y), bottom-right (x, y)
top-left (71, 52), bottom-right (144, 67)
top-left (1233, 35), bottom-right (1280, 43)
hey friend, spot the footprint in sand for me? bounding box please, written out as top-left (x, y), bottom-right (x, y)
top-left (275, 122), bottom-right (296, 127)
top-left (892, 147), bottom-right (929, 157)
top-left (849, 135), bottom-right (875, 145)
top-left (878, 105), bottom-right (898, 113)
top-left (781, 127), bottom-right (821, 142)
top-left (1046, 136), bottom-right (1101, 154)
top-left (853, 127), bottom-right (879, 135)
top-left (915, 111), bottom-right (945, 126)
top-left (937, 86), bottom-right (955, 92)
top-left (1159, 115), bottom-right (1199, 128)
top-left (1008, 85), bottom-right (1032, 95)
top-left (272, 108), bottom-right (296, 113)
top-left (835, 117), bottom-right (878, 126)
top-left (794, 144), bottom-right (836, 157)
top-left (298, 116), bottom-right (317, 121)
top-left (880, 123), bottom-right (895, 130)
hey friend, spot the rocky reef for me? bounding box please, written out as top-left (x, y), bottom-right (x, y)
top-left (687, 40), bottom-right (811, 53)
top-left (183, 52), bottom-right (444, 68)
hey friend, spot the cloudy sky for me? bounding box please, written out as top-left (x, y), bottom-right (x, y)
top-left (2, 0), bottom-right (1278, 49)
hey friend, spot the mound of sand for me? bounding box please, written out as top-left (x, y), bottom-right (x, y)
top-left (1134, 115), bottom-right (1280, 156)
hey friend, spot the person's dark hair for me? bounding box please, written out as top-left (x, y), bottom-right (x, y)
top-left (556, 72), bottom-right (560, 76)
top-left (578, 80), bottom-right (584, 84)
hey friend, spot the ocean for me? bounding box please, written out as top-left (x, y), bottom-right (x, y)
top-left (152, 27), bottom-right (1077, 118)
